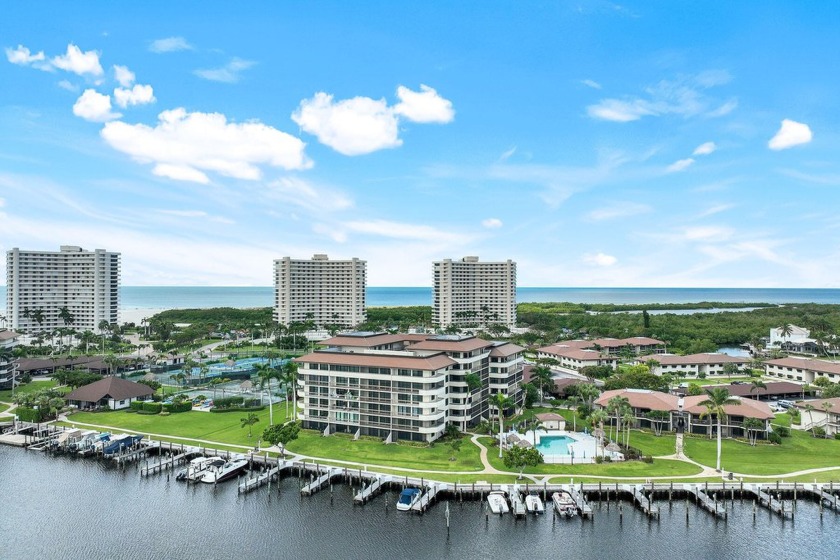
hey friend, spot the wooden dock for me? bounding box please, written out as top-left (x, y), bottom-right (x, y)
top-left (141, 451), bottom-right (189, 476)
top-left (622, 484), bottom-right (659, 517)
top-left (353, 475), bottom-right (392, 504)
top-left (745, 484), bottom-right (793, 519)
top-left (301, 468), bottom-right (341, 496)
top-left (561, 484), bottom-right (594, 518)
top-left (808, 484), bottom-right (840, 512)
top-left (238, 461), bottom-right (291, 494)
top-left (683, 484), bottom-right (726, 518)
top-left (410, 483), bottom-right (447, 514)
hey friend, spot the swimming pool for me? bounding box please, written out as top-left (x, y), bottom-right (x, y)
top-left (536, 435), bottom-right (576, 456)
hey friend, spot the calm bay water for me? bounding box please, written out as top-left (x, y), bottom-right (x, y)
top-left (2, 446), bottom-right (836, 560)
top-left (3, 286), bottom-right (840, 319)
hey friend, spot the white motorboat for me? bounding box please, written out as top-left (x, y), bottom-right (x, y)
top-left (177, 456), bottom-right (225, 481)
top-left (199, 457), bottom-right (249, 484)
top-left (396, 488), bottom-right (421, 512)
top-left (552, 490), bottom-right (578, 518)
top-left (525, 491), bottom-right (545, 514)
top-left (487, 490), bottom-right (510, 515)
top-left (509, 488), bottom-right (527, 518)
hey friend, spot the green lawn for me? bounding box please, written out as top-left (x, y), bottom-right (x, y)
top-left (0, 403), bottom-right (11, 415)
top-left (478, 437), bottom-right (702, 477)
top-left (286, 430), bottom-right (483, 472)
top-left (0, 379), bottom-right (64, 402)
top-left (683, 430), bottom-right (840, 475)
top-left (626, 431), bottom-right (679, 456)
top-left (675, 376), bottom-right (754, 386)
top-left (64, 405), bottom-right (290, 447)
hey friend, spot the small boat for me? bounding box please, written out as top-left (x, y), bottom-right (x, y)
top-left (199, 457), bottom-right (249, 483)
top-left (177, 456), bottom-right (226, 481)
top-left (487, 490), bottom-right (510, 515)
top-left (509, 488), bottom-right (527, 518)
top-left (552, 490), bottom-right (578, 518)
top-left (102, 434), bottom-right (143, 455)
top-left (396, 488), bottom-right (421, 512)
top-left (525, 491), bottom-right (545, 514)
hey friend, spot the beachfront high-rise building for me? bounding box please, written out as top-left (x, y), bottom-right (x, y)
top-left (273, 254), bottom-right (366, 328)
top-left (5, 246), bottom-right (120, 334)
top-left (432, 256), bottom-right (517, 329)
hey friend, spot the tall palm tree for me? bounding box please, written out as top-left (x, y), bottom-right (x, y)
top-left (491, 392), bottom-right (513, 458)
top-left (742, 417), bottom-right (764, 446)
top-left (822, 401), bottom-right (834, 433)
top-left (622, 409), bottom-right (634, 448)
top-left (240, 412), bottom-right (260, 438)
top-left (576, 383), bottom-right (601, 411)
top-left (778, 324), bottom-right (794, 348)
top-left (749, 379), bottom-right (767, 397)
top-left (255, 362), bottom-right (276, 425)
top-left (589, 408), bottom-right (608, 457)
top-left (531, 364), bottom-right (552, 403)
top-left (281, 360), bottom-right (299, 421)
top-left (698, 387), bottom-right (738, 471)
top-left (804, 403), bottom-right (817, 436)
top-left (606, 395), bottom-right (630, 443)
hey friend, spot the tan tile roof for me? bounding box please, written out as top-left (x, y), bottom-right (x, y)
top-left (408, 336), bottom-right (492, 352)
top-left (765, 357), bottom-right (840, 376)
top-left (539, 346), bottom-right (617, 362)
top-left (0, 330), bottom-right (20, 342)
top-left (596, 388), bottom-right (679, 412)
top-left (319, 333), bottom-right (426, 348)
top-left (654, 353), bottom-right (750, 366)
top-left (295, 350), bottom-right (456, 371)
top-left (535, 412), bottom-right (565, 422)
top-left (683, 394), bottom-right (774, 420)
top-left (489, 342), bottom-right (525, 357)
top-left (721, 381), bottom-right (804, 397)
top-left (792, 397), bottom-right (840, 411)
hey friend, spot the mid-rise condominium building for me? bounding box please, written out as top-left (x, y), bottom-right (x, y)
top-left (0, 330), bottom-right (19, 390)
top-left (432, 256), bottom-right (517, 329)
top-left (273, 254), bottom-right (366, 328)
top-left (295, 332), bottom-right (524, 442)
top-left (6, 246), bottom-right (120, 333)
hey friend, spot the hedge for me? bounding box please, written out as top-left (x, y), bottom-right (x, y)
top-left (142, 402), bottom-right (163, 414)
top-left (16, 407), bottom-right (48, 423)
top-left (130, 401), bottom-right (144, 412)
top-left (162, 402), bottom-right (192, 413)
top-left (209, 405), bottom-right (265, 414)
top-left (213, 396), bottom-right (245, 409)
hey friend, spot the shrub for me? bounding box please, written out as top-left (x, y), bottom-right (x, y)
top-left (16, 406), bottom-right (47, 423)
top-left (142, 402), bottom-right (163, 414)
top-left (768, 431), bottom-right (782, 444)
top-left (162, 402), bottom-right (192, 413)
top-left (813, 426), bottom-right (827, 438)
top-left (595, 455), bottom-right (603, 464)
top-left (130, 401), bottom-right (144, 412)
top-left (213, 396), bottom-right (245, 409)
top-left (773, 425), bottom-right (790, 438)
top-left (834, 433), bottom-right (840, 441)
top-left (209, 405), bottom-right (265, 413)
top-left (642, 455), bottom-right (654, 464)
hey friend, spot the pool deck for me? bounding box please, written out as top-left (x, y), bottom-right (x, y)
top-left (519, 430), bottom-right (599, 464)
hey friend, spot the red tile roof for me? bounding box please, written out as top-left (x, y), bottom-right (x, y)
top-left (765, 357), bottom-right (840, 376)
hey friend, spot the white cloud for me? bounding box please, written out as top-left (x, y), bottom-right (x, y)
top-left (101, 108), bottom-right (311, 183)
top-left (482, 218), bottom-right (503, 229)
top-left (51, 44), bottom-right (103, 76)
top-left (581, 79), bottom-right (602, 89)
top-left (194, 57), bottom-right (255, 83)
top-left (72, 89), bottom-right (121, 122)
top-left (587, 72), bottom-right (734, 122)
top-left (585, 202), bottom-right (651, 222)
top-left (292, 92), bottom-right (400, 156)
top-left (152, 163), bottom-right (210, 184)
top-left (393, 85), bottom-right (454, 123)
top-left (693, 141), bottom-right (717, 156)
top-left (6, 45), bottom-right (47, 67)
top-left (157, 209), bottom-right (234, 224)
top-left (113, 65), bottom-right (135, 87)
top-left (149, 37), bottom-right (193, 53)
top-left (667, 158), bottom-right (695, 172)
top-left (312, 222), bottom-right (348, 243)
top-left (768, 119), bottom-right (813, 150)
top-left (697, 203), bottom-right (734, 218)
top-left (264, 177), bottom-right (353, 212)
top-left (583, 252), bottom-right (617, 266)
top-left (498, 147), bottom-right (517, 161)
top-left (0, 197), bottom-right (5, 207)
top-left (683, 225), bottom-right (733, 242)
top-left (707, 99), bottom-right (738, 117)
top-left (345, 219), bottom-right (472, 244)
top-left (58, 80), bottom-right (78, 92)
top-left (113, 84), bottom-right (156, 108)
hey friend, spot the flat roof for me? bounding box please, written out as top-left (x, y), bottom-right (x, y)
top-left (295, 350), bottom-right (456, 371)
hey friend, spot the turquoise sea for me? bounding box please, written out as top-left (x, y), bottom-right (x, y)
top-left (5, 286), bottom-right (840, 313)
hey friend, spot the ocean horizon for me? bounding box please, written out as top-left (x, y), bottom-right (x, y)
top-left (4, 286), bottom-right (840, 320)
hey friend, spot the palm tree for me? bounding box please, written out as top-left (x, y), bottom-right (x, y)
top-left (576, 383), bottom-right (601, 411)
top-left (240, 412), bottom-right (260, 438)
top-left (749, 379), bottom-right (767, 398)
top-left (255, 362), bottom-right (276, 425)
top-left (778, 324), bottom-right (794, 348)
top-left (804, 403), bottom-right (817, 436)
top-left (698, 387), bottom-right (739, 471)
top-left (743, 417), bottom-right (764, 446)
top-left (531, 364), bottom-right (552, 403)
top-left (606, 395), bottom-right (630, 443)
top-left (646, 410), bottom-right (670, 436)
top-left (822, 401), bottom-right (834, 433)
top-left (491, 392), bottom-right (513, 458)
top-left (589, 408), bottom-right (608, 457)
top-left (281, 360), bottom-right (299, 421)
top-left (622, 409), bottom-right (634, 448)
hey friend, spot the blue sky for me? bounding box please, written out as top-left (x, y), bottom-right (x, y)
top-left (2, 2), bottom-right (839, 288)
